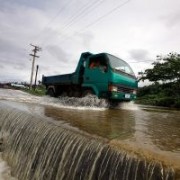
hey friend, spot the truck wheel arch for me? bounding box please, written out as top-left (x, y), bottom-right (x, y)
top-left (82, 84), bottom-right (99, 97)
top-left (82, 89), bottom-right (95, 97)
top-left (46, 86), bottom-right (56, 97)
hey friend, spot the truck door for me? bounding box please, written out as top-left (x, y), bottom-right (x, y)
top-left (83, 55), bottom-right (109, 97)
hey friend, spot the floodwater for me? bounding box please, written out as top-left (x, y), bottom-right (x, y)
top-left (0, 89), bottom-right (180, 179)
top-left (0, 153), bottom-right (17, 180)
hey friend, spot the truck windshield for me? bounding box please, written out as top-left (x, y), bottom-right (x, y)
top-left (108, 54), bottom-right (135, 76)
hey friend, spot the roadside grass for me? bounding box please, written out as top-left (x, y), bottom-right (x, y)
top-left (22, 85), bottom-right (46, 96)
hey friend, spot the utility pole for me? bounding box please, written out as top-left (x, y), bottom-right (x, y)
top-left (29, 44), bottom-right (41, 89)
top-left (34, 65), bottom-right (39, 90)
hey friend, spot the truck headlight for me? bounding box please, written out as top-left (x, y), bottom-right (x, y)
top-left (108, 85), bottom-right (118, 92)
top-left (133, 90), bottom-right (137, 95)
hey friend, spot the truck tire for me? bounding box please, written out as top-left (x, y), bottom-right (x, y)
top-left (109, 100), bottom-right (119, 108)
top-left (47, 88), bottom-right (55, 97)
top-left (60, 92), bottom-right (68, 97)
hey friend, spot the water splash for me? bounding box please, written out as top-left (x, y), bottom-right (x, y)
top-left (40, 95), bottom-right (109, 110)
top-left (0, 153), bottom-right (17, 180)
top-left (0, 89), bottom-right (140, 111)
top-left (41, 96), bottom-right (140, 111)
top-left (0, 107), bottom-right (176, 180)
top-left (0, 89), bottom-right (109, 110)
top-left (118, 101), bottom-right (139, 111)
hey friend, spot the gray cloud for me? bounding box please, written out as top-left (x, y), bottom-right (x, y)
top-left (129, 49), bottom-right (149, 61)
top-left (0, 64), bottom-right (4, 69)
top-left (0, 38), bottom-right (26, 58)
top-left (45, 45), bottom-right (69, 63)
top-left (0, 0), bottom-right (46, 11)
top-left (75, 32), bottom-right (94, 48)
top-left (0, 0), bottom-right (179, 83)
top-left (0, 54), bottom-right (29, 72)
top-left (13, 63), bottom-right (28, 70)
top-left (161, 11), bottom-right (180, 28)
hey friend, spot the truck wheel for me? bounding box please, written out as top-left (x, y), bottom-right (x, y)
top-left (109, 100), bottom-right (119, 108)
top-left (82, 89), bottom-right (94, 97)
top-left (47, 88), bottom-right (55, 97)
top-left (60, 92), bottom-right (68, 97)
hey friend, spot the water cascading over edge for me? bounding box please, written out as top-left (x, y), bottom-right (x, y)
top-left (0, 108), bottom-right (175, 180)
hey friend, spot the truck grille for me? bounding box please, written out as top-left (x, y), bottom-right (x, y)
top-left (117, 85), bottom-right (134, 93)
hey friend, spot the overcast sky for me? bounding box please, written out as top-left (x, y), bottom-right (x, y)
top-left (0, 0), bottom-right (180, 86)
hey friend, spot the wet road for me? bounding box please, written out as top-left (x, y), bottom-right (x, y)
top-left (0, 89), bottom-right (180, 170)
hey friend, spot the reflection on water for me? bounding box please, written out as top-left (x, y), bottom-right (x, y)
top-left (44, 107), bottom-right (136, 140)
top-left (44, 105), bottom-right (180, 170)
top-left (137, 109), bottom-right (180, 153)
top-left (44, 106), bottom-right (180, 153)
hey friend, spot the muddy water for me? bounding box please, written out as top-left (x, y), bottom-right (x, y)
top-left (0, 89), bottom-right (180, 179)
top-left (43, 104), bottom-right (180, 170)
top-left (44, 106), bottom-right (180, 150)
top-left (0, 153), bottom-right (17, 180)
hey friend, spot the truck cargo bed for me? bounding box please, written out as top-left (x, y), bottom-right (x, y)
top-left (42, 73), bottom-right (74, 85)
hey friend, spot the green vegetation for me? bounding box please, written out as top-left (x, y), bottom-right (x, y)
top-left (136, 82), bottom-right (180, 108)
top-left (137, 53), bottom-right (180, 108)
top-left (23, 85), bottom-right (46, 96)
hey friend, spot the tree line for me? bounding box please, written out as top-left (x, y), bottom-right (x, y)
top-left (137, 52), bottom-right (180, 108)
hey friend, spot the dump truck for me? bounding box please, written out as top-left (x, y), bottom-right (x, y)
top-left (42, 52), bottom-right (138, 102)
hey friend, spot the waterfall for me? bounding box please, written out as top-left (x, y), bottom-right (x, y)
top-left (0, 107), bottom-right (176, 180)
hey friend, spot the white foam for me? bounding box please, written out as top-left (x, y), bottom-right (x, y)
top-left (0, 153), bottom-right (17, 180)
top-left (0, 89), bottom-right (108, 110)
top-left (39, 96), bottom-right (108, 111)
top-left (0, 89), bottom-right (139, 111)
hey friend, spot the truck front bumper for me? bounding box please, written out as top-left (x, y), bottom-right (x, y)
top-left (109, 91), bottom-right (136, 101)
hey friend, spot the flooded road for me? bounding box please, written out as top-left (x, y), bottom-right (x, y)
top-left (43, 104), bottom-right (180, 169)
top-left (44, 105), bottom-right (180, 152)
top-left (0, 89), bottom-right (180, 179)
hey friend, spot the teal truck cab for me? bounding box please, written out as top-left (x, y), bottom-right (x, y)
top-left (42, 52), bottom-right (138, 102)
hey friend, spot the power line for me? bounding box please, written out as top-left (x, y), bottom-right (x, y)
top-left (33, 0), bottom-right (74, 41)
top-left (82, 0), bottom-right (131, 30)
top-left (58, 0), bottom-right (132, 43)
top-left (37, 0), bottom-right (132, 47)
top-left (58, 0), bottom-right (105, 33)
top-left (45, 0), bottom-right (74, 26)
top-left (58, 0), bottom-right (129, 41)
top-left (39, 0), bottom-right (106, 45)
